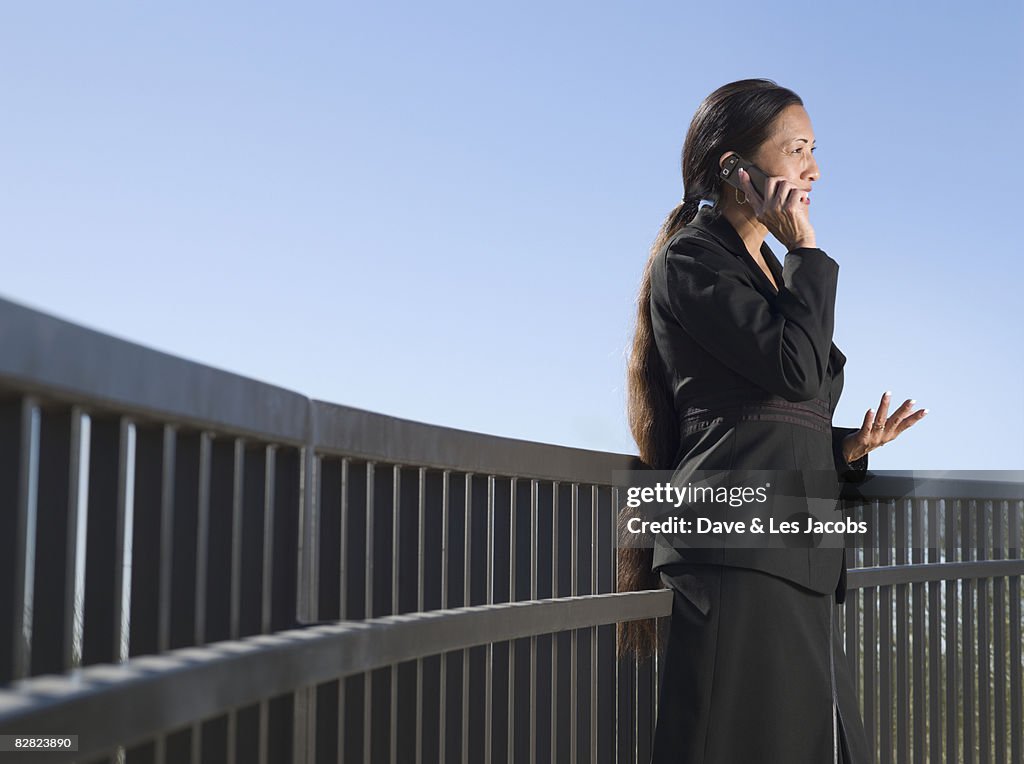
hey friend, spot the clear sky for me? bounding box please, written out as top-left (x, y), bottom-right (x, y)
top-left (2, 1), bottom-right (1022, 471)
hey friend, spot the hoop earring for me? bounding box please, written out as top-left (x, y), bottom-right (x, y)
top-left (736, 187), bottom-right (747, 205)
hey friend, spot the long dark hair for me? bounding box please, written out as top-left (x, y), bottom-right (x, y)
top-left (617, 78), bottom-right (804, 660)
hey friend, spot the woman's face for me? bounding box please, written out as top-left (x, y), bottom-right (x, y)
top-left (732, 104), bottom-right (821, 205)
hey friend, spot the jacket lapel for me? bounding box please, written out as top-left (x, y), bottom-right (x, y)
top-left (688, 206), bottom-right (780, 302)
top-left (686, 205), bottom-right (847, 376)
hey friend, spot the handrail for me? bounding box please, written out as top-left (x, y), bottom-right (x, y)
top-left (0, 295), bottom-right (637, 483)
top-left (0, 590), bottom-right (672, 762)
top-left (847, 559), bottom-right (1024, 587)
top-left (842, 471), bottom-right (1024, 501)
top-left (0, 295), bottom-right (309, 444)
top-left (5, 295), bottom-right (1023, 489)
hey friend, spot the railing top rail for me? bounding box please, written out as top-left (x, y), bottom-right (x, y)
top-left (847, 559), bottom-right (1024, 588)
top-left (2, 296), bottom-right (1023, 490)
top-left (844, 472), bottom-right (1024, 501)
top-left (311, 399), bottom-right (639, 480)
top-left (0, 295), bottom-right (638, 482)
top-left (0, 295), bottom-right (309, 444)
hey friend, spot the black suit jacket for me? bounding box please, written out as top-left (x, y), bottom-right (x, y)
top-left (649, 205), bottom-right (867, 603)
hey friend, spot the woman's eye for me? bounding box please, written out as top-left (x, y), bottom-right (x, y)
top-left (793, 147), bottom-right (817, 154)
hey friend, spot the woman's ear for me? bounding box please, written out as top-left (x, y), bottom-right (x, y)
top-left (718, 151), bottom-right (736, 171)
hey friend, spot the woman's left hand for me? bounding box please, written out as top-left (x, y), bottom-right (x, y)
top-left (842, 391), bottom-right (928, 464)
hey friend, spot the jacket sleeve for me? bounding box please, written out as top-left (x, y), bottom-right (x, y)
top-left (831, 425), bottom-right (868, 482)
top-left (659, 242), bottom-right (840, 401)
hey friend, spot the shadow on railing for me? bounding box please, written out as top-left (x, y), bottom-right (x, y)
top-left (0, 295), bottom-right (1020, 764)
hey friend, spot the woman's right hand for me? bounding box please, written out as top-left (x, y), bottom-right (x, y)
top-left (736, 167), bottom-right (817, 251)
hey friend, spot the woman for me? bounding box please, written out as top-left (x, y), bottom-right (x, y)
top-left (620, 79), bottom-right (927, 763)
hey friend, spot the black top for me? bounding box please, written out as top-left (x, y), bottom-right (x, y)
top-left (648, 205), bottom-right (867, 600)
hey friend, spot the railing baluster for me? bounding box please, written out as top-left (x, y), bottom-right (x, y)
top-left (186, 431), bottom-right (210, 764)
top-left (1009, 498), bottom-right (1021, 764)
top-left (550, 480), bottom-right (558, 764)
top-left (864, 497), bottom-right (877, 760)
top-left (508, 477), bottom-right (517, 764)
top-left (945, 498), bottom-right (959, 762)
top-left (529, 477), bottom-right (538, 764)
top-left (485, 474), bottom-right (494, 764)
top-left (896, 496), bottom-right (909, 764)
top-left (225, 437), bottom-right (244, 764)
top-left (261, 445), bottom-right (278, 634)
top-left (591, 484), bottom-right (599, 764)
top-left (0, 399), bottom-right (25, 685)
top-left (362, 460), bottom-right (374, 764)
top-left (992, 497), bottom-right (1005, 764)
top-left (67, 407), bottom-right (89, 673)
top-left (461, 472), bottom-right (471, 764)
top-left (416, 466), bottom-right (426, 764)
top-left (14, 398), bottom-right (42, 682)
top-left (843, 497), bottom-right (860, 731)
top-left (570, 482), bottom-right (579, 764)
top-left (113, 419), bottom-right (134, 764)
top-left (978, 498), bottom-right (992, 764)
top-left (962, 498), bottom-right (976, 761)
top-left (927, 498), bottom-right (941, 764)
top-left (911, 498), bottom-right (925, 764)
top-left (507, 477), bottom-right (516, 764)
top-left (390, 464), bottom-right (400, 764)
top-left (296, 442), bottom-right (318, 764)
top-left (880, 497), bottom-right (893, 761)
top-left (338, 457), bottom-right (350, 764)
top-left (439, 468), bottom-right (449, 764)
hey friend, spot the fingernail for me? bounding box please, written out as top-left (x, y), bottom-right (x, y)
top-left (922, 409), bottom-right (929, 414)
top-left (884, 390), bottom-right (892, 397)
top-left (909, 399), bottom-right (916, 404)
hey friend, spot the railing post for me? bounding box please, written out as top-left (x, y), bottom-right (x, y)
top-left (294, 397), bottom-right (319, 764)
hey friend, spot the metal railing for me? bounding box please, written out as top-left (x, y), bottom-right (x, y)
top-left (0, 295), bottom-right (1021, 764)
top-left (841, 480), bottom-right (1023, 764)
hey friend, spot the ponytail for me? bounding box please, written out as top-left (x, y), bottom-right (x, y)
top-left (616, 198), bottom-right (702, 660)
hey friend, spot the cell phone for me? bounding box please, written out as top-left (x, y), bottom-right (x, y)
top-left (720, 153), bottom-right (769, 199)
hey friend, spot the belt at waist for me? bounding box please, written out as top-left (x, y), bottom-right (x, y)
top-left (680, 389), bottom-right (832, 435)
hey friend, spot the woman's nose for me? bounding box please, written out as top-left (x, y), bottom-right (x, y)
top-left (806, 155), bottom-right (821, 182)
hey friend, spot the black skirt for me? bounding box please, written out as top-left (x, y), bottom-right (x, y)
top-left (652, 564), bottom-right (872, 764)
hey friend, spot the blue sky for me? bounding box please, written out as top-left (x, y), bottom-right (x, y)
top-left (2, 1), bottom-right (1022, 470)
